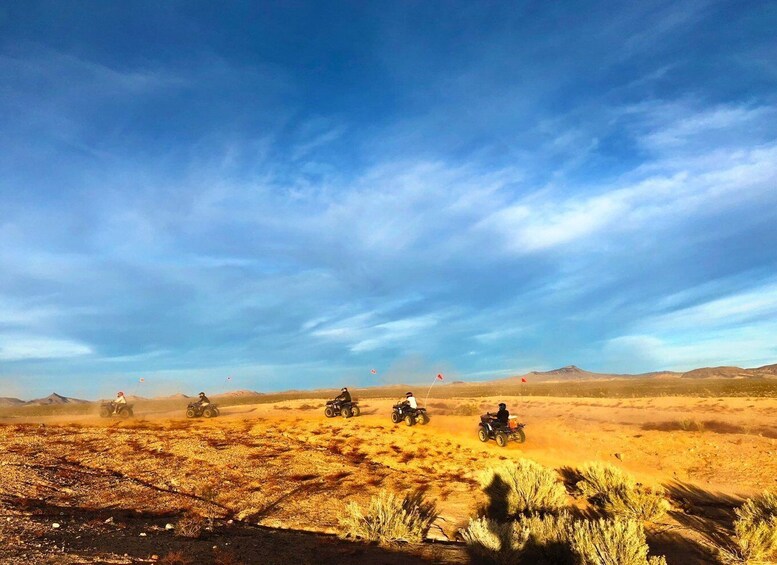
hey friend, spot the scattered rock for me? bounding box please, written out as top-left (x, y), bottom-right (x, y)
top-left (104, 517), bottom-right (114, 524)
top-left (139, 532), bottom-right (146, 537)
top-left (165, 523), bottom-right (174, 530)
top-left (52, 523), bottom-right (60, 529)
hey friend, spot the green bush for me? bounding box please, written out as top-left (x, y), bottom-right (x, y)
top-left (480, 459), bottom-right (568, 517)
top-left (461, 517), bottom-right (526, 565)
top-left (571, 517), bottom-right (667, 565)
top-left (576, 463), bottom-right (669, 522)
top-left (729, 490), bottom-right (777, 563)
top-left (340, 490), bottom-right (437, 543)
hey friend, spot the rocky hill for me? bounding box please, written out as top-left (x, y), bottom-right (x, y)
top-left (0, 397), bottom-right (25, 407)
top-left (26, 393), bottom-right (90, 406)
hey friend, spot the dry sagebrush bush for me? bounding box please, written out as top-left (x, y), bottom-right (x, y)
top-left (341, 490), bottom-right (437, 543)
top-left (725, 490), bottom-right (777, 563)
top-left (517, 512), bottom-right (575, 564)
top-left (576, 462), bottom-right (669, 522)
top-left (480, 459), bottom-right (568, 517)
top-left (461, 512), bottom-right (574, 564)
top-left (460, 517), bottom-right (526, 565)
top-left (571, 518), bottom-right (667, 565)
top-left (175, 513), bottom-right (205, 538)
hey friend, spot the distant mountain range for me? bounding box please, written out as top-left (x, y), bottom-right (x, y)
top-left (496, 364), bottom-right (777, 383)
top-left (1, 364), bottom-right (775, 405)
top-left (0, 392), bottom-right (90, 407)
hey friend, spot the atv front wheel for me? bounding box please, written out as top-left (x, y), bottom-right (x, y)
top-left (341, 407), bottom-right (352, 418)
top-left (99, 406), bottom-right (111, 418)
top-left (391, 411), bottom-right (402, 424)
top-left (477, 427), bottom-right (489, 442)
top-left (186, 408), bottom-right (196, 418)
top-left (417, 412), bottom-right (429, 425)
top-left (404, 414), bottom-right (415, 426)
top-left (495, 432), bottom-right (508, 447)
top-left (203, 408), bottom-right (215, 418)
top-left (350, 406), bottom-right (360, 417)
top-left (325, 407), bottom-right (335, 418)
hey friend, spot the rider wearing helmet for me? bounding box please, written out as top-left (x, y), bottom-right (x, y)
top-left (335, 387), bottom-right (351, 403)
top-left (404, 391), bottom-right (418, 410)
top-left (196, 392), bottom-right (211, 407)
top-left (496, 402), bottom-right (509, 425)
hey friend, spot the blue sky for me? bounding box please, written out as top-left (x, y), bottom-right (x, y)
top-left (1, 1), bottom-right (776, 399)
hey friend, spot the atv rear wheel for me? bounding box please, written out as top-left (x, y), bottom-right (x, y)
top-left (417, 412), bottom-right (429, 425)
top-left (186, 408), bottom-right (196, 418)
top-left (341, 407), bottom-right (352, 418)
top-left (391, 411), bottom-right (402, 424)
top-left (404, 414), bottom-right (415, 426)
top-left (514, 428), bottom-right (526, 443)
top-left (117, 407), bottom-right (130, 419)
top-left (325, 406), bottom-right (335, 418)
top-left (203, 407), bottom-right (215, 418)
top-left (350, 405), bottom-right (360, 417)
top-left (495, 432), bottom-right (508, 447)
top-left (477, 427), bottom-right (489, 442)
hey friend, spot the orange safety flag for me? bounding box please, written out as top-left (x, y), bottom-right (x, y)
top-left (370, 369), bottom-right (377, 374)
top-left (521, 377), bottom-right (527, 383)
top-left (436, 373), bottom-right (444, 381)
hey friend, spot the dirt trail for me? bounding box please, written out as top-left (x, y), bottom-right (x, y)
top-left (1, 394), bottom-right (775, 563)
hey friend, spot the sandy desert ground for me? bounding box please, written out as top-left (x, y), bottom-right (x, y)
top-left (1, 385), bottom-right (776, 564)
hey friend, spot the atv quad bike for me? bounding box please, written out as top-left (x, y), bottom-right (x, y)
top-left (186, 402), bottom-right (220, 418)
top-left (391, 402), bottom-right (429, 426)
top-left (324, 400), bottom-right (360, 418)
top-left (99, 402), bottom-right (134, 419)
top-left (478, 413), bottom-right (526, 447)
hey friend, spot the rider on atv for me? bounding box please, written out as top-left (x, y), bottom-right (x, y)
top-left (335, 387), bottom-right (351, 404)
top-left (112, 391), bottom-right (127, 414)
top-left (403, 391), bottom-right (418, 410)
top-left (495, 402), bottom-right (509, 424)
top-left (195, 392), bottom-right (211, 407)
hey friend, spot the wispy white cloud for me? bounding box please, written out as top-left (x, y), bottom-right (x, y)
top-left (0, 334), bottom-right (93, 361)
top-left (644, 281), bottom-right (777, 332)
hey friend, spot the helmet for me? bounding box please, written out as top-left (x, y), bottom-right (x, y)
top-left (341, 387), bottom-right (348, 392)
top-left (498, 403), bottom-right (506, 409)
top-left (406, 392), bottom-right (413, 397)
top-left (199, 392), bottom-right (206, 397)
top-left (117, 391), bottom-right (124, 396)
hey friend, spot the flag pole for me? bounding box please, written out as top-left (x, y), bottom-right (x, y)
top-left (424, 374), bottom-right (443, 406)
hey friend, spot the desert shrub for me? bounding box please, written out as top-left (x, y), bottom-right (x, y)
top-left (213, 547), bottom-right (240, 565)
top-left (576, 463), bottom-right (669, 522)
top-left (480, 459), bottom-right (568, 517)
top-left (341, 490), bottom-right (437, 543)
top-left (571, 518), bottom-right (667, 565)
top-left (453, 403), bottom-right (482, 416)
top-left (517, 512), bottom-right (575, 564)
top-left (175, 513), bottom-right (205, 538)
top-left (727, 490), bottom-right (777, 563)
top-left (460, 517), bottom-right (526, 565)
top-left (159, 551), bottom-right (194, 565)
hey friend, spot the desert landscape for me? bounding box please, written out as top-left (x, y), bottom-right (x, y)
top-left (2, 368), bottom-right (776, 564)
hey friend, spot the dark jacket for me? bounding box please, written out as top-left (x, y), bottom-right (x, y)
top-left (496, 407), bottom-right (509, 424)
top-left (197, 395), bottom-right (210, 405)
top-left (336, 390), bottom-right (351, 403)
